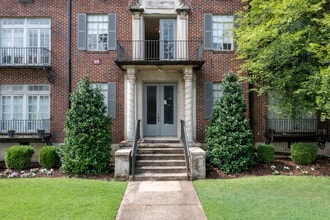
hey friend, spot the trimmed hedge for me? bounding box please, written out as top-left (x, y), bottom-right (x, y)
top-left (39, 146), bottom-right (61, 169)
top-left (291, 143), bottom-right (317, 165)
top-left (5, 145), bottom-right (35, 169)
top-left (257, 144), bottom-right (275, 163)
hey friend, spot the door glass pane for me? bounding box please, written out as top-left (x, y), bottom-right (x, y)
top-left (163, 86), bottom-right (174, 124)
top-left (147, 86), bottom-right (157, 124)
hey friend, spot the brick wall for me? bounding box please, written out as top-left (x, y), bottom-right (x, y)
top-left (187, 0), bottom-right (248, 141)
top-left (0, 0), bottom-right (68, 143)
top-left (0, 0), bottom-right (262, 144)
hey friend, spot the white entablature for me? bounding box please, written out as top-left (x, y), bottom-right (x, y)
top-left (135, 0), bottom-right (186, 14)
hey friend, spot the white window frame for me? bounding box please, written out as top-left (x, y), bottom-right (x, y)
top-left (0, 18), bottom-right (51, 65)
top-left (212, 83), bottom-right (223, 104)
top-left (212, 15), bottom-right (234, 51)
top-left (87, 15), bottom-right (108, 51)
top-left (0, 85), bottom-right (50, 132)
top-left (92, 83), bottom-right (108, 110)
top-left (1, 18), bottom-right (51, 48)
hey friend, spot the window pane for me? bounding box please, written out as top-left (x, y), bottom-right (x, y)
top-left (212, 15), bottom-right (233, 51)
top-left (87, 15), bottom-right (108, 51)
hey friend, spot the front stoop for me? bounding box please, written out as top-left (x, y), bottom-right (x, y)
top-left (114, 144), bottom-right (206, 181)
top-left (132, 145), bottom-right (189, 181)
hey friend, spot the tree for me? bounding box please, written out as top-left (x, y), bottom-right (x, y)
top-left (59, 77), bottom-right (112, 175)
top-left (206, 72), bottom-right (255, 174)
top-left (235, 0), bottom-right (330, 120)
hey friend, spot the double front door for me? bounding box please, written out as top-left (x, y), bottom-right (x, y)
top-left (144, 83), bottom-right (176, 137)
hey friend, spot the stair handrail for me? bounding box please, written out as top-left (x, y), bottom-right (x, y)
top-left (180, 120), bottom-right (191, 180)
top-left (131, 119), bottom-right (141, 177)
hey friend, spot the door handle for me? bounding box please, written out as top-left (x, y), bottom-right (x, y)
top-left (157, 113), bottom-right (160, 122)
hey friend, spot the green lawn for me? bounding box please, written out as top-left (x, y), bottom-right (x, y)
top-left (195, 176), bottom-right (330, 220)
top-left (0, 178), bottom-right (127, 220)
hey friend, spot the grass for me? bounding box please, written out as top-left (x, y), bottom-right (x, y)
top-left (0, 178), bottom-right (127, 220)
top-left (194, 176), bottom-right (330, 220)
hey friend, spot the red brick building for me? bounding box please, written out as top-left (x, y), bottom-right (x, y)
top-left (0, 0), bottom-right (329, 158)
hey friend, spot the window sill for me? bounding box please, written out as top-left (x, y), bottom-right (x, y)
top-left (212, 50), bottom-right (235, 54)
top-left (86, 51), bottom-right (109, 54)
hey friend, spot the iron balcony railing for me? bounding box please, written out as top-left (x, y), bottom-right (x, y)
top-left (267, 118), bottom-right (326, 134)
top-left (117, 40), bottom-right (203, 61)
top-left (0, 119), bottom-right (50, 134)
top-left (0, 47), bottom-right (51, 67)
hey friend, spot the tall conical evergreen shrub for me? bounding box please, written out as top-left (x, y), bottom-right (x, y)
top-left (206, 72), bottom-right (255, 174)
top-left (59, 77), bottom-right (112, 175)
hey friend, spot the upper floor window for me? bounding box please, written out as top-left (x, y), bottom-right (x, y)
top-left (78, 14), bottom-right (116, 51)
top-left (0, 18), bottom-right (51, 49)
top-left (204, 14), bottom-right (234, 51)
top-left (0, 18), bottom-right (51, 66)
top-left (87, 15), bottom-right (108, 51)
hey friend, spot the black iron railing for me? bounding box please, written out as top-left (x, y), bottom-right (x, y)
top-left (267, 118), bottom-right (323, 134)
top-left (180, 120), bottom-right (190, 180)
top-left (131, 120), bottom-right (141, 178)
top-left (117, 40), bottom-right (203, 61)
top-left (0, 119), bottom-right (50, 134)
top-left (0, 47), bottom-right (51, 66)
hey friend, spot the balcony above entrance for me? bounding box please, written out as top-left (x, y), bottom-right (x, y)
top-left (115, 40), bottom-right (204, 70)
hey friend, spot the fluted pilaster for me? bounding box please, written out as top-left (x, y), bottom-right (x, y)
top-left (126, 68), bottom-right (136, 141)
top-left (184, 67), bottom-right (193, 142)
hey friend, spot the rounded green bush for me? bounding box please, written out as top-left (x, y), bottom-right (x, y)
top-left (257, 144), bottom-right (275, 163)
top-left (5, 145), bottom-right (35, 169)
top-left (291, 143), bottom-right (317, 165)
top-left (39, 146), bottom-right (61, 169)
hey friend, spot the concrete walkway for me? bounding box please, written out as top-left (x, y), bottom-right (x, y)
top-left (115, 181), bottom-right (207, 220)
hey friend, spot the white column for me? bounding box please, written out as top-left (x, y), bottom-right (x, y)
top-left (177, 11), bottom-right (188, 59)
top-left (184, 67), bottom-right (193, 142)
top-left (126, 68), bottom-right (137, 141)
top-left (132, 12), bottom-right (143, 60)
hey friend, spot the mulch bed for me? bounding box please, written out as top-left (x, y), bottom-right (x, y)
top-left (1, 155), bottom-right (329, 180)
top-left (207, 155), bottom-right (330, 179)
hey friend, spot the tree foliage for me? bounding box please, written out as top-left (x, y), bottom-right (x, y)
top-left (206, 72), bottom-right (255, 174)
top-left (59, 77), bottom-right (112, 175)
top-left (235, 0), bottom-right (330, 120)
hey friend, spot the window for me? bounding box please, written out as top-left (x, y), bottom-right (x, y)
top-left (204, 82), bottom-right (223, 119)
top-left (0, 18), bottom-right (51, 65)
top-left (87, 15), bottom-right (108, 51)
top-left (212, 83), bottom-right (223, 105)
top-left (0, 85), bottom-right (50, 132)
top-left (78, 14), bottom-right (116, 51)
top-left (204, 14), bottom-right (234, 51)
top-left (92, 83), bottom-right (116, 119)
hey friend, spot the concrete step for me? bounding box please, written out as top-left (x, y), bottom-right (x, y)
top-left (135, 166), bottom-right (187, 174)
top-left (137, 153), bottom-right (185, 160)
top-left (137, 147), bottom-right (184, 154)
top-left (136, 159), bottom-right (186, 167)
top-left (131, 173), bottom-right (188, 181)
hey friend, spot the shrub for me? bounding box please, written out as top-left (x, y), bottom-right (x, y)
top-left (257, 144), bottom-right (275, 163)
top-left (291, 143), bottom-right (317, 165)
top-left (39, 146), bottom-right (60, 169)
top-left (206, 72), bottom-right (255, 174)
top-left (5, 145), bottom-right (35, 169)
top-left (59, 77), bottom-right (112, 175)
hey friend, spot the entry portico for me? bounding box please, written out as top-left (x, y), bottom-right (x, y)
top-left (124, 65), bottom-right (196, 142)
